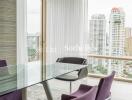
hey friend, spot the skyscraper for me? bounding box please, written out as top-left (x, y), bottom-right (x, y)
top-left (109, 7), bottom-right (125, 76)
top-left (89, 14), bottom-right (107, 66)
top-left (89, 14), bottom-right (106, 55)
top-left (109, 7), bottom-right (125, 56)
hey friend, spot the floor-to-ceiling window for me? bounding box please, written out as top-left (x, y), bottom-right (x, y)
top-left (46, 0), bottom-right (132, 82)
top-left (27, 0), bottom-right (41, 63)
top-left (87, 0), bottom-right (132, 82)
top-left (24, 0), bottom-right (49, 99)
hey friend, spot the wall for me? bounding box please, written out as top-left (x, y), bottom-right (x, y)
top-left (0, 0), bottom-right (16, 65)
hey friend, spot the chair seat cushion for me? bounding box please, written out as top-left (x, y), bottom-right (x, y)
top-left (55, 71), bottom-right (78, 81)
top-left (61, 85), bottom-right (98, 100)
top-left (71, 85), bottom-right (92, 97)
top-left (61, 94), bottom-right (76, 100)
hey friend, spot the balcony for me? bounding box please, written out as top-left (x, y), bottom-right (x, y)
top-left (88, 54), bottom-right (132, 82)
top-left (27, 34), bottom-right (40, 62)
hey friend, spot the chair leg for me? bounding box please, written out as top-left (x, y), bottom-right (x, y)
top-left (70, 81), bottom-right (72, 93)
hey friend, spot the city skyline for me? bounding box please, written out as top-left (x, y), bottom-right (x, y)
top-left (88, 7), bottom-right (131, 76)
top-left (89, 7), bottom-right (129, 55)
top-left (89, 7), bottom-right (132, 56)
top-left (88, 0), bottom-right (132, 27)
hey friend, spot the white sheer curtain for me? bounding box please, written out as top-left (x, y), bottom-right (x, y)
top-left (46, 0), bottom-right (88, 64)
top-left (17, 0), bottom-right (28, 65)
top-left (17, 0), bottom-right (28, 87)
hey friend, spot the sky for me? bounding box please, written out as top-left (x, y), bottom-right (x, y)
top-left (27, 0), bottom-right (41, 33)
top-left (88, 0), bottom-right (132, 27)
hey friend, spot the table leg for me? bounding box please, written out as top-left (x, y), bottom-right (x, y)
top-left (41, 81), bottom-right (53, 100)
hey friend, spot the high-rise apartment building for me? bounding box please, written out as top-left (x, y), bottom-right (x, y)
top-left (109, 7), bottom-right (125, 56)
top-left (89, 14), bottom-right (106, 55)
top-left (89, 14), bottom-right (107, 66)
top-left (109, 7), bottom-right (125, 76)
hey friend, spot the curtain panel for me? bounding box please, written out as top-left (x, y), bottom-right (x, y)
top-left (46, 0), bottom-right (88, 64)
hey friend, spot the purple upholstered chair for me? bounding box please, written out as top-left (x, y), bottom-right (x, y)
top-left (0, 60), bottom-right (22, 100)
top-left (61, 71), bottom-right (115, 100)
top-left (0, 90), bottom-right (22, 100)
top-left (95, 71), bottom-right (115, 100)
top-left (0, 60), bottom-right (7, 67)
top-left (61, 84), bottom-right (98, 100)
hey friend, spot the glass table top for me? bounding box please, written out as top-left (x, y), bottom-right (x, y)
top-left (0, 63), bottom-right (87, 96)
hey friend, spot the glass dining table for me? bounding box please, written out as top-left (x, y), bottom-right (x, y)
top-left (0, 63), bottom-right (87, 100)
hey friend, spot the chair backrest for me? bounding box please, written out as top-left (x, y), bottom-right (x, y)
top-left (96, 71), bottom-right (115, 100)
top-left (78, 67), bottom-right (88, 79)
top-left (0, 60), bottom-right (9, 76)
top-left (72, 86), bottom-right (98, 100)
top-left (0, 60), bottom-right (7, 67)
top-left (56, 57), bottom-right (87, 65)
top-left (56, 57), bottom-right (88, 78)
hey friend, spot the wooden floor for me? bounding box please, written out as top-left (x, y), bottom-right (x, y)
top-left (27, 76), bottom-right (132, 100)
